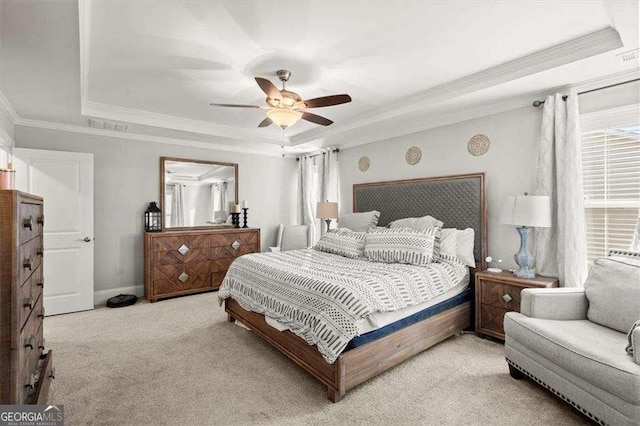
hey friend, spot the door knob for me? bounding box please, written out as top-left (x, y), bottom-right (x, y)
top-left (81, 237), bottom-right (92, 242)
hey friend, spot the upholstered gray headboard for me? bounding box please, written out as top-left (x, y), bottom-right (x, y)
top-left (353, 173), bottom-right (487, 269)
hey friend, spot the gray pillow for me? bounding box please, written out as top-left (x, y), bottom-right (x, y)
top-left (314, 228), bottom-right (366, 259)
top-left (338, 211), bottom-right (380, 232)
top-left (584, 256), bottom-right (640, 333)
top-left (389, 215), bottom-right (443, 230)
top-left (364, 227), bottom-right (441, 266)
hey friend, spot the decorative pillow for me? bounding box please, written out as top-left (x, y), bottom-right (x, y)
top-left (338, 211), bottom-right (380, 232)
top-left (439, 228), bottom-right (476, 267)
top-left (364, 227), bottom-right (440, 266)
top-left (314, 228), bottom-right (366, 259)
top-left (584, 256), bottom-right (640, 334)
top-left (388, 215), bottom-right (444, 231)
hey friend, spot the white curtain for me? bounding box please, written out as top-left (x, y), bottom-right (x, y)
top-left (211, 184), bottom-right (221, 222)
top-left (534, 90), bottom-right (588, 287)
top-left (171, 184), bottom-right (186, 227)
top-left (211, 182), bottom-right (229, 223)
top-left (297, 149), bottom-right (340, 243)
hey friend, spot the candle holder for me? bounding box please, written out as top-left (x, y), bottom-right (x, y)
top-left (242, 208), bottom-right (249, 228)
top-left (231, 212), bottom-right (241, 228)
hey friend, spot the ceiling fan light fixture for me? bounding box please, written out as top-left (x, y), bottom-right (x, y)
top-left (267, 108), bottom-right (302, 129)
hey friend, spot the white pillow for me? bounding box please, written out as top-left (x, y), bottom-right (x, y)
top-left (389, 215), bottom-right (444, 231)
top-left (338, 211), bottom-right (380, 232)
top-left (439, 228), bottom-right (475, 267)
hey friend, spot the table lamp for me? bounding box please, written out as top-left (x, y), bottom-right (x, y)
top-left (316, 201), bottom-right (338, 233)
top-left (500, 194), bottom-right (551, 278)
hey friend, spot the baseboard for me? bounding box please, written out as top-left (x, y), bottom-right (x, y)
top-left (94, 285), bottom-right (144, 306)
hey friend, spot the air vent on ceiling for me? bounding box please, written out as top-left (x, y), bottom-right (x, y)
top-left (89, 118), bottom-right (128, 132)
top-left (616, 49), bottom-right (639, 63)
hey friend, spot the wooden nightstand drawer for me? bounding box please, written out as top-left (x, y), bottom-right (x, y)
top-left (475, 271), bottom-right (559, 341)
top-left (479, 280), bottom-right (521, 311)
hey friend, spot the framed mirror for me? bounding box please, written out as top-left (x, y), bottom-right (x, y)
top-left (160, 157), bottom-right (238, 230)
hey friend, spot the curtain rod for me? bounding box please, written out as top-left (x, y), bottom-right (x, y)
top-left (296, 148), bottom-right (340, 161)
top-left (532, 77), bottom-right (640, 107)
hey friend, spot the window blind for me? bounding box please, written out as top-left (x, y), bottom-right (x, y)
top-left (582, 126), bottom-right (640, 262)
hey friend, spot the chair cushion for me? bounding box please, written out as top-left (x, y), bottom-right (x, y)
top-left (314, 228), bottom-right (366, 259)
top-left (584, 256), bottom-right (640, 333)
top-left (280, 225), bottom-right (309, 251)
top-left (338, 211), bottom-right (380, 232)
top-left (504, 312), bottom-right (640, 405)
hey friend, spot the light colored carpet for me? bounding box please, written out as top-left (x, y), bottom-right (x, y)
top-left (45, 293), bottom-right (587, 425)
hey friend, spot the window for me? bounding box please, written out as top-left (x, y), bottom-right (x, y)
top-left (581, 113), bottom-right (640, 262)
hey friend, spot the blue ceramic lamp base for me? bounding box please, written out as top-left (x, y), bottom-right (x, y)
top-left (514, 226), bottom-right (535, 279)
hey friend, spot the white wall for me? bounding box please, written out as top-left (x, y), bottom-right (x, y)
top-left (0, 109), bottom-right (15, 166)
top-left (14, 125), bottom-right (298, 295)
top-left (338, 106), bottom-right (540, 270)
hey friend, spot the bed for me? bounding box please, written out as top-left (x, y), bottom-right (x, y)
top-left (222, 173), bottom-right (486, 402)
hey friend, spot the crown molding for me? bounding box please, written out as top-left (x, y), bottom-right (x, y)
top-left (0, 90), bottom-right (19, 124)
top-left (14, 118), bottom-right (286, 157)
top-left (0, 127), bottom-right (15, 148)
top-left (291, 27), bottom-right (623, 147)
top-left (81, 101), bottom-right (287, 144)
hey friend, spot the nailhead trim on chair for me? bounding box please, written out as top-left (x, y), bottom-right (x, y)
top-left (608, 250), bottom-right (640, 259)
top-left (506, 358), bottom-right (606, 425)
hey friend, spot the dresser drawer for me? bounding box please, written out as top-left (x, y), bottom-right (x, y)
top-left (16, 307), bottom-right (42, 383)
top-left (19, 319), bottom-right (43, 404)
top-left (151, 234), bottom-right (208, 252)
top-left (210, 244), bottom-right (259, 259)
top-left (18, 236), bottom-right (44, 285)
top-left (19, 203), bottom-right (44, 245)
top-left (17, 267), bottom-right (42, 333)
top-left (151, 261), bottom-right (210, 281)
top-left (479, 304), bottom-right (508, 336)
top-left (479, 280), bottom-right (521, 311)
top-left (152, 248), bottom-right (208, 265)
top-left (210, 231), bottom-right (258, 248)
top-left (153, 273), bottom-right (211, 296)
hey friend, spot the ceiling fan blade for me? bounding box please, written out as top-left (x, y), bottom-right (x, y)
top-left (209, 103), bottom-right (262, 108)
top-left (255, 77), bottom-right (282, 101)
top-left (303, 94), bottom-right (352, 108)
top-left (258, 117), bottom-right (273, 127)
top-left (301, 112), bottom-right (333, 126)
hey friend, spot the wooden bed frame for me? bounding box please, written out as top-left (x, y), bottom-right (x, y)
top-left (225, 173), bottom-right (486, 402)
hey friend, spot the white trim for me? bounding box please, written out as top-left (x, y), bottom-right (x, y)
top-left (82, 101), bottom-right (286, 144)
top-left (0, 90), bottom-right (19, 124)
top-left (290, 27), bottom-right (623, 147)
top-left (14, 118), bottom-right (286, 157)
top-left (580, 103), bottom-right (640, 132)
top-left (78, 0), bottom-right (91, 107)
top-left (0, 127), bottom-right (15, 148)
top-left (94, 285), bottom-right (144, 306)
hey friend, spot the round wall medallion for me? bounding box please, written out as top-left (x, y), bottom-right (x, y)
top-left (405, 146), bottom-right (422, 165)
top-left (467, 134), bottom-right (491, 156)
top-left (358, 156), bottom-right (370, 172)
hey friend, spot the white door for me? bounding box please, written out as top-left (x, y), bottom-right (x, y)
top-left (13, 148), bottom-right (94, 316)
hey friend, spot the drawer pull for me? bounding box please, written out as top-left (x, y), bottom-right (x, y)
top-left (178, 272), bottom-right (189, 283)
top-left (231, 240), bottom-right (240, 250)
top-left (49, 367), bottom-right (56, 379)
top-left (36, 247), bottom-right (44, 256)
top-left (25, 335), bottom-right (35, 349)
top-left (25, 374), bottom-right (37, 389)
top-left (23, 256), bottom-right (33, 270)
top-left (39, 339), bottom-right (45, 350)
top-left (38, 307), bottom-right (45, 318)
top-left (23, 296), bottom-right (34, 309)
top-left (37, 280), bottom-right (44, 288)
top-left (177, 244), bottom-right (189, 255)
top-left (23, 216), bottom-right (34, 230)
top-left (37, 215), bottom-right (44, 225)
top-left (502, 294), bottom-right (513, 303)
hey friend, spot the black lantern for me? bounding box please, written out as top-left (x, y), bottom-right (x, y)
top-left (145, 202), bottom-right (162, 232)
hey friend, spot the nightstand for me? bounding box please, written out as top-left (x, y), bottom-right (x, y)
top-left (475, 270), bottom-right (558, 340)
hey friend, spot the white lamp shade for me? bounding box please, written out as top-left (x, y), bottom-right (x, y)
top-left (316, 201), bottom-right (338, 219)
top-left (500, 195), bottom-right (552, 227)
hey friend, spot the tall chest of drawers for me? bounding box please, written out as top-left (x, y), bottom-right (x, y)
top-left (144, 228), bottom-right (260, 302)
top-left (0, 190), bottom-right (54, 404)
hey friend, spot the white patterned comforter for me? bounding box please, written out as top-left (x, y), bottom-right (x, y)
top-left (218, 249), bottom-right (468, 364)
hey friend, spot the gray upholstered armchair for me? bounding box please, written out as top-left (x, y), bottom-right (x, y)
top-left (504, 255), bottom-right (640, 425)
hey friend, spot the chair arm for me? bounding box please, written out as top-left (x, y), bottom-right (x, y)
top-left (633, 327), bottom-right (640, 365)
top-left (520, 288), bottom-right (588, 320)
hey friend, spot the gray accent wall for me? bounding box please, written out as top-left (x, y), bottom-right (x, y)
top-left (14, 125), bottom-right (297, 294)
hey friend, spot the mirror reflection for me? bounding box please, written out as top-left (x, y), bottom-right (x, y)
top-left (162, 159), bottom-right (237, 228)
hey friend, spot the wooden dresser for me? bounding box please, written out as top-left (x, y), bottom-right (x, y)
top-left (475, 270), bottom-right (559, 340)
top-left (144, 228), bottom-right (260, 302)
top-left (0, 190), bottom-right (54, 404)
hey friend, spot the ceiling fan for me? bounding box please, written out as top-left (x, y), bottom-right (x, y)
top-left (209, 69), bottom-right (352, 129)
